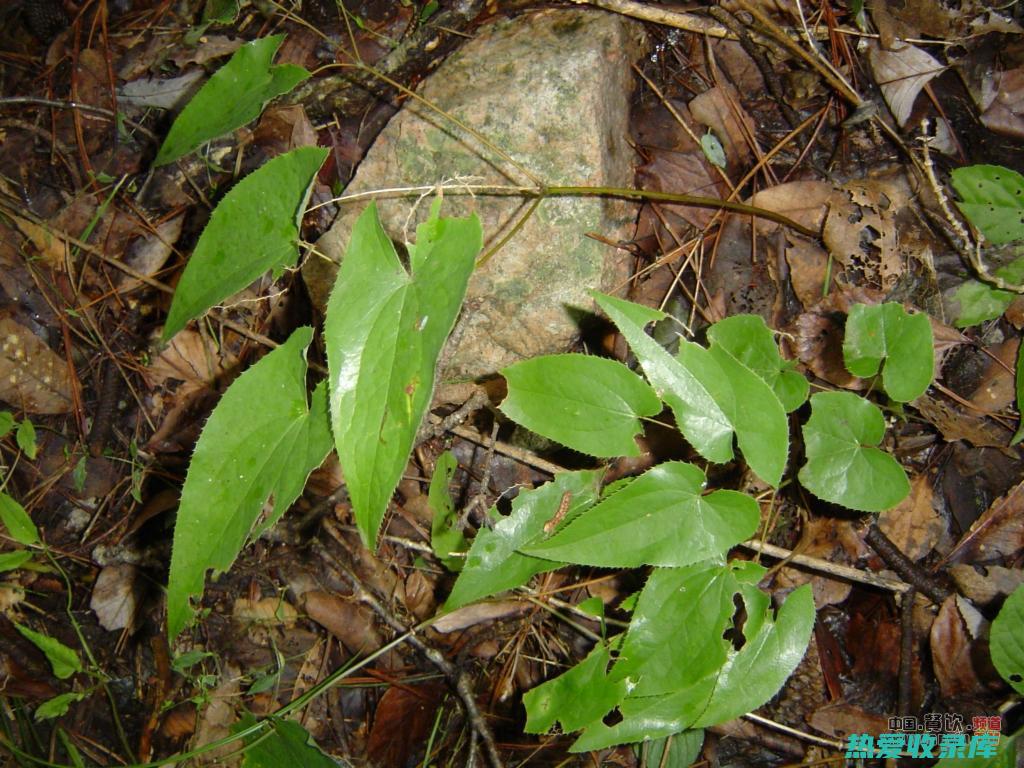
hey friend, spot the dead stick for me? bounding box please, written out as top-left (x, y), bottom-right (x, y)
top-left (864, 524), bottom-right (950, 604)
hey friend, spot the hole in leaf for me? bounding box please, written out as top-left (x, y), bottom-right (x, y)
top-left (722, 594), bottom-right (748, 651)
top-left (602, 708), bottom-right (624, 727)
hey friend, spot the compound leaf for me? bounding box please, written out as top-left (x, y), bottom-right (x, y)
top-left (592, 292), bottom-right (733, 463)
top-left (990, 584), bottom-right (1024, 695)
top-left (500, 355), bottom-right (661, 458)
top-left (163, 146), bottom-right (327, 340)
top-left (154, 35), bottom-right (309, 166)
top-left (951, 165), bottom-right (1024, 245)
top-left (326, 201), bottom-right (480, 549)
top-left (522, 462), bottom-right (759, 568)
top-left (706, 315), bottom-right (808, 412)
top-left (799, 391), bottom-right (910, 512)
top-left (443, 471), bottom-right (603, 611)
top-left (167, 327), bottom-right (332, 639)
top-left (843, 303), bottom-right (933, 402)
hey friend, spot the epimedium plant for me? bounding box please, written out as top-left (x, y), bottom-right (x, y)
top-left (104, 31), bottom-right (1023, 764)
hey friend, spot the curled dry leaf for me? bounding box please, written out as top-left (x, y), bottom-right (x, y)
top-left (90, 564), bottom-right (142, 632)
top-left (432, 599), bottom-right (528, 633)
top-left (0, 318), bottom-right (72, 414)
top-left (688, 83), bottom-right (756, 167)
top-left (302, 590), bottom-right (383, 654)
top-left (868, 41), bottom-right (944, 127)
top-left (119, 214), bottom-right (184, 292)
top-left (930, 595), bottom-right (989, 699)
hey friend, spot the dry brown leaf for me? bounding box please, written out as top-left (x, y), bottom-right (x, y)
top-left (146, 329), bottom-right (227, 395)
top-left (749, 181), bottom-right (832, 236)
top-left (914, 393), bottom-right (1013, 448)
top-left (774, 517), bottom-right (865, 607)
top-left (403, 569), bottom-right (436, 621)
top-left (302, 590), bottom-right (383, 653)
top-left (191, 666), bottom-right (241, 766)
top-left (868, 41), bottom-right (944, 127)
top-left (637, 147), bottom-right (725, 229)
top-left (793, 311), bottom-right (864, 390)
top-left (947, 482), bottom-right (1024, 564)
top-left (968, 337), bottom-right (1019, 414)
top-left (785, 238), bottom-right (834, 309)
top-left (232, 596), bottom-right (298, 627)
top-left (808, 702), bottom-right (890, 739)
top-left (930, 595), bottom-right (987, 699)
top-left (0, 318), bottom-right (73, 414)
top-left (877, 475), bottom-right (943, 561)
top-left (688, 83), bottom-right (755, 167)
top-left (980, 66), bottom-right (1024, 140)
top-left (950, 564), bottom-right (1024, 605)
top-left (366, 682), bottom-right (446, 768)
top-left (119, 214), bottom-right (183, 292)
top-left (432, 599), bottom-right (529, 633)
top-left (90, 564), bottom-right (141, 632)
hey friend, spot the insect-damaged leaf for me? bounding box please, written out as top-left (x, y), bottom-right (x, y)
top-left (154, 35), bottom-right (309, 166)
top-left (443, 471), bottom-right (603, 611)
top-left (167, 327), bottom-right (332, 639)
top-left (522, 462), bottom-right (759, 568)
top-left (326, 201), bottom-right (480, 549)
top-left (951, 164), bottom-right (1024, 246)
top-left (500, 354), bottom-right (661, 458)
top-left (163, 146), bottom-right (327, 340)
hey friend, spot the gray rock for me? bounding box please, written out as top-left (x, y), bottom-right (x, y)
top-left (306, 9), bottom-right (645, 380)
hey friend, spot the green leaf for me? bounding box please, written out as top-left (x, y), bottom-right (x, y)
top-left (640, 730), bottom-right (705, 768)
top-left (34, 692), bottom-right (87, 721)
top-left (443, 471), bottom-right (603, 610)
top-left (1013, 342), bottom-right (1024, 446)
top-left (702, 339), bottom-right (789, 487)
top-left (843, 303), bottom-right (933, 402)
top-left (0, 411), bottom-right (14, 438)
top-left (951, 252), bottom-right (1024, 327)
top-left (499, 354), bottom-right (661, 457)
top-left (569, 564), bottom-right (813, 752)
top-left (326, 201), bottom-right (481, 549)
top-left (162, 146), bottom-right (327, 339)
top-left (798, 391), bottom-right (910, 512)
top-left (0, 550), bottom-right (32, 573)
top-left (154, 35), bottom-right (309, 166)
top-left (701, 132), bottom-right (726, 169)
top-left (235, 714), bottom-right (338, 768)
top-left (706, 315), bottom-right (808, 412)
top-left (592, 292), bottom-right (732, 463)
top-left (429, 451), bottom-right (466, 572)
top-left (16, 419), bottom-right (37, 459)
top-left (933, 727), bottom-right (1021, 768)
top-left (0, 492), bottom-right (39, 546)
top-left (14, 624), bottom-right (82, 679)
top-left (524, 644), bottom-right (628, 734)
top-left (951, 165), bottom-right (1024, 245)
top-left (167, 327), bottom-right (333, 639)
top-left (522, 462), bottom-right (760, 568)
top-left (990, 584), bottom-right (1024, 694)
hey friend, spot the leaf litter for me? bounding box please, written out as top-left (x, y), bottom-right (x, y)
top-left (1, 0), bottom-right (1024, 765)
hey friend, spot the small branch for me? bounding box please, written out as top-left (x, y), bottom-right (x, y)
top-left (864, 524), bottom-right (951, 604)
top-left (899, 588), bottom-right (916, 716)
top-left (741, 538), bottom-right (911, 593)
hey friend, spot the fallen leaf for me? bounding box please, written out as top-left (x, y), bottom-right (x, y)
top-left (90, 564), bottom-right (141, 632)
top-left (749, 181), bottom-right (832, 236)
top-left (433, 600), bottom-right (528, 633)
top-left (868, 41), bottom-right (944, 127)
top-left (914, 393), bottom-right (1013, 448)
top-left (119, 70), bottom-right (205, 110)
top-left (0, 318), bottom-right (73, 414)
top-left (367, 682), bottom-right (446, 768)
top-left (877, 474), bottom-right (943, 561)
top-left (688, 84), bottom-right (755, 167)
top-left (946, 482), bottom-right (1024, 564)
top-left (950, 564), bottom-right (1024, 605)
top-left (774, 517), bottom-right (865, 607)
top-left (930, 595), bottom-right (987, 698)
top-left (302, 590), bottom-right (383, 654)
top-left (980, 66), bottom-right (1024, 140)
top-left (968, 337), bottom-right (1019, 414)
top-left (119, 214), bottom-right (184, 292)
top-left (232, 597), bottom-right (298, 627)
